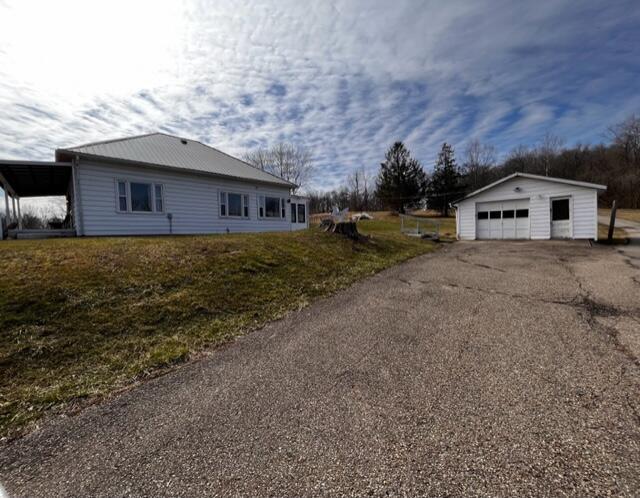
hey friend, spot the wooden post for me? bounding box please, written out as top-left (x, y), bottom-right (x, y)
top-left (607, 200), bottom-right (617, 243)
top-left (3, 183), bottom-right (8, 223)
top-left (11, 196), bottom-right (16, 223)
top-left (17, 197), bottom-right (22, 230)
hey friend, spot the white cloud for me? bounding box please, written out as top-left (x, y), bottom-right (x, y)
top-left (0, 0), bottom-right (638, 204)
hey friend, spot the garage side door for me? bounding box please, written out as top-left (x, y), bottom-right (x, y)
top-left (476, 200), bottom-right (530, 239)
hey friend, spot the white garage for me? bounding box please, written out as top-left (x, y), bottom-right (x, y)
top-left (453, 173), bottom-right (606, 241)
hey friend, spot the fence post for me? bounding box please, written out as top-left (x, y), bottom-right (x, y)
top-left (607, 200), bottom-right (617, 243)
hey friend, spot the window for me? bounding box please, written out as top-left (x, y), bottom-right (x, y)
top-left (265, 196), bottom-right (281, 218)
top-left (220, 192), bottom-right (250, 218)
top-left (155, 185), bottom-right (164, 212)
top-left (131, 182), bottom-right (152, 212)
top-left (502, 210), bottom-right (515, 219)
top-left (291, 203), bottom-right (297, 223)
top-left (516, 209), bottom-right (529, 218)
top-left (297, 203), bottom-right (306, 223)
top-left (552, 199), bottom-right (570, 221)
top-left (228, 193), bottom-right (242, 217)
top-left (117, 181), bottom-right (128, 211)
top-left (477, 211), bottom-right (488, 220)
top-left (116, 180), bottom-right (164, 213)
top-left (258, 196), bottom-right (285, 219)
top-left (220, 192), bottom-right (226, 216)
top-left (489, 211), bottom-right (501, 219)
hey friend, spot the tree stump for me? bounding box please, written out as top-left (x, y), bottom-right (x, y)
top-left (320, 219), bottom-right (362, 240)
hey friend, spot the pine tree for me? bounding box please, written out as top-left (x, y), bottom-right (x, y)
top-left (375, 142), bottom-right (428, 213)
top-left (427, 143), bottom-right (462, 216)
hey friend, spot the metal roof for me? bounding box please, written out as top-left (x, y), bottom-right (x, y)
top-left (453, 172), bottom-right (607, 205)
top-left (56, 133), bottom-right (295, 188)
top-left (0, 161), bottom-right (73, 197)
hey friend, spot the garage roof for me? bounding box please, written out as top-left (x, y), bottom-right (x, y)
top-left (55, 133), bottom-right (296, 188)
top-left (453, 172), bottom-right (606, 205)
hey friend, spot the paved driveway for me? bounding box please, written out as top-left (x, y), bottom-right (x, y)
top-left (1, 241), bottom-right (639, 497)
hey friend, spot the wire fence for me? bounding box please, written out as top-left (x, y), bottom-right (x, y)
top-left (399, 214), bottom-right (441, 239)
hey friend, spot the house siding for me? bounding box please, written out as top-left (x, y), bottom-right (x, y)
top-left (77, 160), bottom-right (293, 236)
top-left (456, 177), bottom-right (599, 240)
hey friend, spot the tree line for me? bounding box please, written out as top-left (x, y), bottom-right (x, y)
top-left (305, 114), bottom-right (640, 215)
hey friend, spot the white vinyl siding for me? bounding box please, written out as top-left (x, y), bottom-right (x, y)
top-left (456, 177), bottom-right (600, 240)
top-left (77, 160), bottom-right (291, 236)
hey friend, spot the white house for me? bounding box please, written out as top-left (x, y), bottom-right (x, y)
top-left (452, 173), bottom-right (606, 240)
top-left (0, 133), bottom-right (309, 238)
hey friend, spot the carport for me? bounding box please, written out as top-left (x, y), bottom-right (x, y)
top-left (0, 160), bottom-right (76, 239)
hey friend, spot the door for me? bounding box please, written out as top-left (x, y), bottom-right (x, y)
top-left (551, 198), bottom-right (571, 238)
top-left (476, 200), bottom-right (529, 239)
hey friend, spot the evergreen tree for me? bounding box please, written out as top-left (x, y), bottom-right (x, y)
top-left (427, 142), bottom-right (462, 216)
top-left (375, 142), bottom-right (428, 213)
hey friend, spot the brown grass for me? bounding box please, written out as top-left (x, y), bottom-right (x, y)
top-left (0, 219), bottom-right (438, 437)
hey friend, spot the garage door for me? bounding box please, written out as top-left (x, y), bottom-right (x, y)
top-left (476, 200), bottom-right (530, 239)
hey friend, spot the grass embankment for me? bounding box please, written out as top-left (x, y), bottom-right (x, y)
top-left (0, 217), bottom-right (439, 437)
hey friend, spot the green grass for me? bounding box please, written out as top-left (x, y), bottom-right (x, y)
top-left (0, 219), bottom-right (438, 437)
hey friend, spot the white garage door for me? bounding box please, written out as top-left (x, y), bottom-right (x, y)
top-left (476, 200), bottom-right (530, 239)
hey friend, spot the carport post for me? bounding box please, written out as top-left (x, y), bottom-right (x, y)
top-left (17, 197), bottom-right (22, 229)
top-left (11, 195), bottom-right (16, 223)
top-left (3, 183), bottom-right (8, 222)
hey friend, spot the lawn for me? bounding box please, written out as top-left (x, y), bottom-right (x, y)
top-left (598, 208), bottom-right (640, 224)
top-left (0, 218), bottom-right (439, 437)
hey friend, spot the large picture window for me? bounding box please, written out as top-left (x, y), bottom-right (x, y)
top-left (131, 182), bottom-right (152, 212)
top-left (258, 195), bottom-right (286, 219)
top-left (116, 180), bottom-right (164, 213)
top-left (220, 191), bottom-right (250, 218)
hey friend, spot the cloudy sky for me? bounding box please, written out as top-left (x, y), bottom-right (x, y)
top-left (1, 0), bottom-right (639, 204)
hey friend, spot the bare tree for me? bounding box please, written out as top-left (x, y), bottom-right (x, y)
top-left (608, 114), bottom-right (640, 166)
top-left (242, 149), bottom-right (271, 171)
top-left (347, 166), bottom-right (371, 211)
top-left (243, 143), bottom-right (314, 190)
top-left (463, 139), bottom-right (496, 188)
top-left (538, 132), bottom-right (565, 176)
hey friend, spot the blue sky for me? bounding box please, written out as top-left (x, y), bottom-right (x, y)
top-left (1, 0), bottom-right (639, 204)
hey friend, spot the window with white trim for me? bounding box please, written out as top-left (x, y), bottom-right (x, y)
top-left (220, 191), bottom-right (250, 218)
top-left (116, 180), bottom-right (164, 213)
top-left (155, 185), bottom-right (164, 212)
top-left (117, 181), bottom-right (128, 211)
top-left (258, 195), bottom-right (286, 219)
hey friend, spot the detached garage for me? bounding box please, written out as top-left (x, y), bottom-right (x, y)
top-left (453, 173), bottom-right (606, 240)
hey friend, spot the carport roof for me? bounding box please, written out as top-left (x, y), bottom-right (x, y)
top-left (453, 172), bottom-right (607, 205)
top-left (0, 160), bottom-right (73, 197)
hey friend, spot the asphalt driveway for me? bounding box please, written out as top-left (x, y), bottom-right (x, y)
top-left (1, 241), bottom-right (639, 497)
